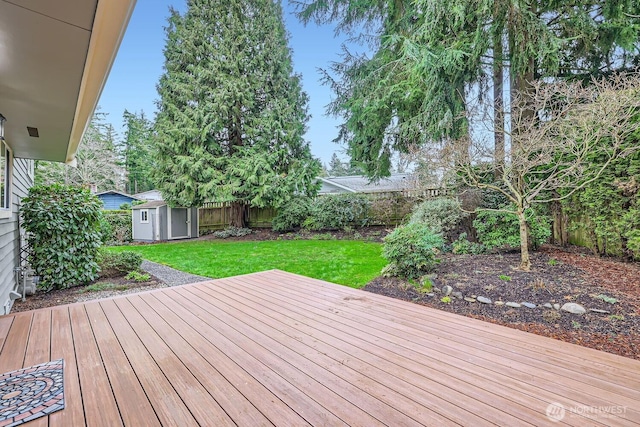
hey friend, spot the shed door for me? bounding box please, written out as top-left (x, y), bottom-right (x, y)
top-left (169, 208), bottom-right (190, 239)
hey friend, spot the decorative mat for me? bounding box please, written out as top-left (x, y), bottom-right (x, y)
top-left (0, 359), bottom-right (64, 427)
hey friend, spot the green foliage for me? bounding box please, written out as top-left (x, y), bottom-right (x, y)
top-left (296, 0), bottom-right (640, 177)
top-left (21, 185), bottom-right (103, 290)
top-left (78, 282), bottom-right (129, 293)
top-left (101, 210), bottom-right (132, 245)
top-left (125, 271), bottom-right (151, 282)
top-left (303, 194), bottom-right (371, 230)
top-left (211, 227), bottom-right (253, 239)
top-left (272, 198), bottom-right (311, 232)
top-left (154, 0), bottom-right (320, 226)
top-left (474, 208), bottom-right (551, 251)
top-left (326, 153), bottom-right (363, 176)
top-left (121, 110), bottom-right (155, 194)
top-left (108, 239), bottom-right (385, 288)
top-left (595, 294), bottom-right (618, 304)
top-left (452, 233), bottom-right (486, 255)
top-left (409, 197), bottom-right (468, 242)
top-left (369, 193), bottom-right (413, 226)
top-left (499, 275), bottom-right (512, 282)
top-left (440, 296), bottom-right (452, 304)
top-left (97, 250), bottom-right (142, 278)
top-left (382, 223), bottom-right (443, 279)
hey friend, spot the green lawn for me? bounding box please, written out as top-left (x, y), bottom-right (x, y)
top-left (110, 239), bottom-right (385, 288)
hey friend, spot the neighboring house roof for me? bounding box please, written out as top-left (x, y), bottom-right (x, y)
top-left (319, 174), bottom-right (413, 194)
top-left (96, 190), bottom-right (140, 200)
top-left (132, 200), bottom-right (167, 210)
top-left (0, 0), bottom-right (137, 164)
top-left (133, 189), bottom-right (164, 201)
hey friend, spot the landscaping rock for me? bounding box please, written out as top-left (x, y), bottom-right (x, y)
top-left (561, 303), bottom-right (586, 315)
top-left (477, 296), bottom-right (492, 304)
top-left (522, 302), bottom-right (537, 309)
top-left (452, 291), bottom-right (463, 299)
top-left (426, 293), bottom-right (435, 297)
top-left (464, 297), bottom-right (476, 303)
top-left (442, 285), bottom-right (453, 296)
top-left (505, 302), bottom-right (521, 308)
top-left (494, 301), bottom-right (505, 306)
top-left (543, 303), bottom-right (553, 309)
top-left (553, 303), bottom-right (561, 310)
top-left (589, 308), bottom-right (610, 314)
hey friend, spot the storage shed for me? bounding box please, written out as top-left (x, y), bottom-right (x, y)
top-left (131, 201), bottom-right (199, 242)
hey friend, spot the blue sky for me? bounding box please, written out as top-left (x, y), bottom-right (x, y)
top-left (98, 0), bottom-right (355, 165)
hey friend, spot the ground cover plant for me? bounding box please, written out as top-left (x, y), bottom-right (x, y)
top-left (109, 239), bottom-right (385, 288)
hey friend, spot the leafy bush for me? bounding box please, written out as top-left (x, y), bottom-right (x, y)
top-left (21, 185), bottom-right (103, 290)
top-left (409, 198), bottom-right (468, 242)
top-left (97, 250), bottom-right (143, 278)
top-left (272, 198), bottom-right (311, 232)
top-left (382, 223), bottom-right (444, 279)
top-left (212, 227), bottom-right (253, 239)
top-left (451, 233), bottom-right (486, 254)
top-left (474, 208), bottom-right (551, 251)
top-left (304, 194), bottom-right (371, 230)
top-left (101, 210), bottom-right (132, 245)
top-left (125, 270), bottom-right (151, 282)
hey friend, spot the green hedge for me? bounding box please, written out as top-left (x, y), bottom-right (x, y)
top-left (21, 185), bottom-right (102, 290)
top-left (101, 210), bottom-right (132, 245)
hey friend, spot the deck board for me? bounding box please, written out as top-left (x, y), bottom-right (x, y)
top-left (0, 270), bottom-right (638, 426)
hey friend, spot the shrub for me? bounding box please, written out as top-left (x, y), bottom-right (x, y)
top-left (212, 227), bottom-right (253, 239)
top-left (369, 194), bottom-right (413, 226)
top-left (272, 198), bottom-right (311, 232)
top-left (382, 223), bottom-right (444, 279)
top-left (21, 185), bottom-right (103, 290)
top-left (304, 194), bottom-right (371, 230)
top-left (101, 210), bottom-right (132, 245)
top-left (409, 198), bottom-right (468, 242)
top-left (125, 270), bottom-right (151, 282)
top-left (474, 208), bottom-right (551, 251)
top-left (451, 233), bottom-right (486, 254)
top-left (97, 250), bottom-right (143, 278)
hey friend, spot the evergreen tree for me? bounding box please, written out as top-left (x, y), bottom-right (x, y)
top-left (154, 0), bottom-right (320, 227)
top-left (296, 0), bottom-right (640, 177)
top-left (121, 110), bottom-right (154, 194)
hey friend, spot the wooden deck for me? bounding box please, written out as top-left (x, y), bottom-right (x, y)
top-left (0, 270), bottom-right (638, 426)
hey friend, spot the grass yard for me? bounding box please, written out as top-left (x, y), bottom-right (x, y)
top-left (110, 239), bottom-right (385, 288)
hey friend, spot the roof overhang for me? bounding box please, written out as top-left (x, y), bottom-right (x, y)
top-left (0, 0), bottom-right (136, 163)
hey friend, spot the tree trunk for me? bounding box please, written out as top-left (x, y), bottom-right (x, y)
top-left (517, 210), bottom-right (531, 271)
top-left (229, 202), bottom-right (247, 228)
top-left (493, 31), bottom-right (505, 180)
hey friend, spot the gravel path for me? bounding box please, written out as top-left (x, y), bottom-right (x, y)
top-left (141, 260), bottom-right (211, 286)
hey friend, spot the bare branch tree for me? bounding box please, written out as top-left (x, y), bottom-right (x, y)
top-left (454, 73), bottom-right (640, 270)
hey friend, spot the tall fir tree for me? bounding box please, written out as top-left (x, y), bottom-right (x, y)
top-left (121, 110), bottom-right (154, 194)
top-left (154, 0), bottom-right (320, 227)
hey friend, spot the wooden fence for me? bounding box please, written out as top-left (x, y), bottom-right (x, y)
top-left (199, 202), bottom-right (277, 232)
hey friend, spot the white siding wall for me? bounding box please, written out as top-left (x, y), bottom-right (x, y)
top-left (0, 158), bottom-right (34, 314)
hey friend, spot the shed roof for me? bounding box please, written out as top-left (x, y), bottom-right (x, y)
top-left (132, 200), bottom-right (167, 209)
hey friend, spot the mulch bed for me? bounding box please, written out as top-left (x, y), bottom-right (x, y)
top-left (364, 246), bottom-right (640, 360)
top-left (10, 275), bottom-right (165, 313)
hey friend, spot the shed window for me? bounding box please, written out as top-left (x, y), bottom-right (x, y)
top-left (0, 141), bottom-right (11, 212)
top-left (140, 209), bottom-right (149, 223)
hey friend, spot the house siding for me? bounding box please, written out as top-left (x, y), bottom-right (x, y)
top-left (99, 193), bottom-right (137, 210)
top-left (0, 157), bottom-right (34, 314)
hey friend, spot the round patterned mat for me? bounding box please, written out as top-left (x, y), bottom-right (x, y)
top-left (0, 359), bottom-right (64, 427)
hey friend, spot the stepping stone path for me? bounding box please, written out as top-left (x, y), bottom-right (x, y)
top-left (561, 303), bottom-right (586, 315)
